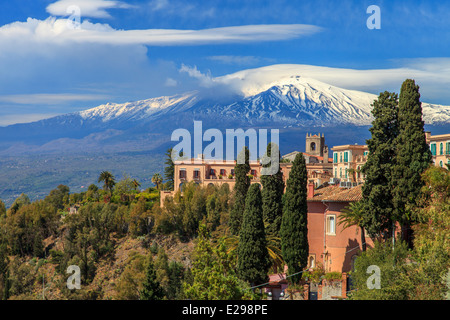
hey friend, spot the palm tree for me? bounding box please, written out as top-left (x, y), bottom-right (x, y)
top-left (151, 173), bottom-right (163, 190)
top-left (98, 171), bottom-right (116, 195)
top-left (348, 168), bottom-right (356, 183)
top-left (338, 200), bottom-right (366, 251)
top-left (131, 179), bottom-right (141, 191)
top-left (221, 230), bottom-right (285, 274)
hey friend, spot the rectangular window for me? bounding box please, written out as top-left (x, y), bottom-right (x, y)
top-left (326, 215), bottom-right (336, 235)
top-left (340, 153), bottom-right (342, 163)
top-left (251, 169), bottom-right (257, 177)
top-left (430, 143), bottom-right (436, 156)
top-left (193, 169), bottom-right (200, 179)
top-left (220, 169), bottom-right (226, 176)
top-left (210, 169), bottom-right (215, 176)
top-left (179, 168), bottom-right (186, 179)
top-left (344, 152), bottom-right (349, 163)
top-left (333, 153), bottom-right (338, 163)
top-left (231, 169), bottom-right (235, 176)
top-left (446, 142), bottom-right (450, 155)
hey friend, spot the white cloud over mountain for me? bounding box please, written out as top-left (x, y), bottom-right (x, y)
top-left (181, 63), bottom-right (450, 105)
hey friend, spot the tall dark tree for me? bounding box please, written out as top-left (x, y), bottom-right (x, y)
top-left (0, 243), bottom-right (9, 300)
top-left (237, 184), bottom-right (270, 286)
top-left (361, 91), bottom-right (399, 240)
top-left (260, 142), bottom-right (285, 237)
top-left (392, 79), bottom-right (432, 246)
top-left (140, 253), bottom-right (164, 300)
top-left (164, 147), bottom-right (175, 191)
top-left (280, 152), bottom-right (308, 284)
top-left (229, 146), bottom-right (250, 235)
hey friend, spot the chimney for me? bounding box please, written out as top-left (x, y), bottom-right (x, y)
top-left (424, 131), bottom-right (431, 144)
top-left (307, 182), bottom-right (315, 199)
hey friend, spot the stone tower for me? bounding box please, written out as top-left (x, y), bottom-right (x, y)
top-left (305, 133), bottom-right (325, 157)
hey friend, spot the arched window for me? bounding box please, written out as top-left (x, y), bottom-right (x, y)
top-left (309, 256), bottom-right (315, 269)
top-left (440, 143), bottom-right (444, 155)
top-left (310, 142), bottom-right (316, 151)
top-left (351, 255), bottom-right (358, 271)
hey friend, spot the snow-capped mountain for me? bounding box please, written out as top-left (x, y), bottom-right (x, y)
top-left (216, 75), bottom-right (376, 126)
top-left (66, 75), bottom-right (450, 128)
top-left (77, 92), bottom-right (199, 124)
top-left (0, 74), bottom-right (449, 155)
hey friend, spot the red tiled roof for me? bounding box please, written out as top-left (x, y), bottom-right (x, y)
top-left (303, 152), bottom-right (333, 163)
top-left (308, 184), bottom-right (363, 202)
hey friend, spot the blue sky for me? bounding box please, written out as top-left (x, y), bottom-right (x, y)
top-left (0, 0), bottom-right (449, 125)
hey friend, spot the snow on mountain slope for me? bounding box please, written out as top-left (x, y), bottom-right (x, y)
top-left (422, 103), bottom-right (450, 124)
top-left (226, 75), bottom-right (377, 125)
top-left (73, 74), bottom-right (449, 127)
top-left (78, 92), bottom-right (199, 123)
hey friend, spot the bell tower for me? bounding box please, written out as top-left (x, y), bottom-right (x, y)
top-left (305, 133), bottom-right (325, 157)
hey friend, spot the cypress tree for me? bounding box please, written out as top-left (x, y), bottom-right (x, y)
top-left (280, 152), bottom-right (308, 284)
top-left (261, 142), bottom-right (285, 237)
top-left (164, 148), bottom-right (175, 191)
top-left (140, 253), bottom-right (164, 300)
top-left (237, 184), bottom-right (270, 286)
top-left (392, 79), bottom-right (432, 246)
top-left (361, 91), bottom-right (399, 240)
top-left (229, 147), bottom-right (250, 235)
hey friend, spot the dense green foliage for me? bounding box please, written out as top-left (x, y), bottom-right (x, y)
top-left (183, 224), bottom-right (253, 300)
top-left (156, 182), bottom-right (230, 238)
top-left (0, 175), bottom-right (168, 300)
top-left (237, 184), bottom-right (270, 286)
top-left (361, 91), bottom-right (399, 240)
top-left (349, 166), bottom-right (450, 300)
top-left (280, 152), bottom-right (308, 284)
